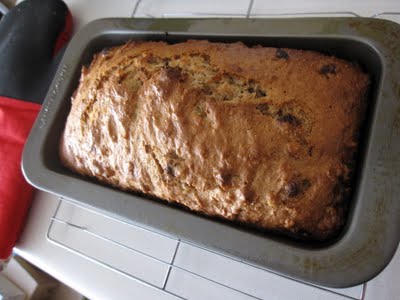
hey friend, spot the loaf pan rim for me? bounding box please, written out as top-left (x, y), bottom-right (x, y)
top-left (22, 17), bottom-right (400, 288)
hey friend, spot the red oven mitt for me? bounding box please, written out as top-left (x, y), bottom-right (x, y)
top-left (0, 0), bottom-right (72, 260)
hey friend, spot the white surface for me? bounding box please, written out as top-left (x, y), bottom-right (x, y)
top-left (17, 193), bottom-right (400, 300)
top-left (55, 201), bottom-right (178, 263)
top-left (165, 268), bottom-right (255, 300)
top-left (0, 274), bottom-right (25, 300)
top-left (15, 193), bottom-right (179, 300)
top-left (377, 13), bottom-right (400, 23)
top-left (2, 256), bottom-right (57, 300)
top-left (173, 243), bottom-right (362, 299)
top-left (48, 220), bottom-right (170, 288)
top-left (65, 0), bottom-right (138, 31)
top-left (14, 0), bottom-right (400, 299)
top-left (250, 0), bottom-right (400, 17)
top-left (134, 0), bottom-right (250, 17)
top-left (47, 200), bottom-right (365, 300)
top-left (364, 241), bottom-right (400, 300)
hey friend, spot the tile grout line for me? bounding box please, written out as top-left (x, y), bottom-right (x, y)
top-left (177, 240), bottom-right (359, 299)
top-left (54, 198), bottom-right (64, 217)
top-left (47, 234), bottom-right (186, 299)
top-left (168, 265), bottom-right (262, 300)
top-left (60, 199), bottom-right (179, 242)
top-left (50, 224), bottom-right (258, 300)
top-left (53, 220), bottom-right (260, 300)
top-left (51, 214), bottom-right (357, 299)
top-left (246, 0), bottom-right (254, 18)
top-left (51, 218), bottom-right (174, 265)
top-left (59, 201), bottom-right (360, 299)
top-left (131, 0), bottom-right (142, 17)
top-left (361, 283), bottom-right (367, 300)
top-left (46, 198), bottom-right (64, 241)
top-left (162, 241), bottom-right (181, 290)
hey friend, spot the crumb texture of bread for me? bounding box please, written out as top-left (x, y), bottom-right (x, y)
top-left (60, 40), bottom-right (370, 240)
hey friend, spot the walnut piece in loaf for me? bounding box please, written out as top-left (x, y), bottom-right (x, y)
top-left (60, 40), bottom-right (370, 240)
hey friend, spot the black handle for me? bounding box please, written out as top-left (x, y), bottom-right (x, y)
top-left (0, 0), bottom-right (70, 103)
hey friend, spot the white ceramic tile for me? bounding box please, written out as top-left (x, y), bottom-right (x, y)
top-left (55, 200), bottom-right (178, 263)
top-left (173, 243), bottom-right (356, 300)
top-left (16, 193), bottom-right (178, 300)
top-left (0, 273), bottom-right (26, 300)
top-left (324, 286), bottom-right (363, 299)
top-left (63, 0), bottom-right (138, 32)
top-left (363, 243), bottom-right (400, 300)
top-left (48, 220), bottom-right (169, 288)
top-left (250, 0), bottom-right (400, 18)
top-left (251, 13), bottom-right (359, 18)
top-left (134, 0), bottom-right (250, 17)
top-left (375, 14), bottom-right (400, 24)
top-left (165, 268), bottom-right (256, 300)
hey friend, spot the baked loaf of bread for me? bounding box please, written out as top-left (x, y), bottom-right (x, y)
top-left (60, 40), bottom-right (369, 240)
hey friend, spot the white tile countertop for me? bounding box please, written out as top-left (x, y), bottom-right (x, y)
top-left (14, 0), bottom-right (400, 299)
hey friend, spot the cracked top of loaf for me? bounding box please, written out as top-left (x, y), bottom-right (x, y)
top-left (60, 40), bottom-right (370, 240)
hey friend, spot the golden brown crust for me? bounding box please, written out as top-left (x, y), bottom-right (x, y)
top-left (60, 40), bottom-right (370, 240)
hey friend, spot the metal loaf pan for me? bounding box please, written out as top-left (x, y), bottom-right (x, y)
top-left (22, 18), bottom-right (400, 287)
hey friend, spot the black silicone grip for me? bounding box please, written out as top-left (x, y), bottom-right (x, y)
top-left (0, 0), bottom-right (70, 103)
